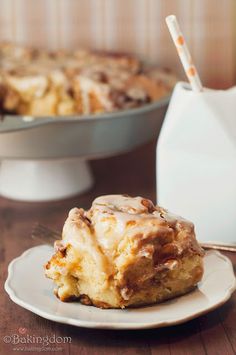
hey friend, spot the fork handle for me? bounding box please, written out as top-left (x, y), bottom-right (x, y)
top-left (201, 243), bottom-right (236, 252)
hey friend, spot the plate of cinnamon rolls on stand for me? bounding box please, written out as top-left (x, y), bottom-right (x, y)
top-left (0, 42), bottom-right (176, 201)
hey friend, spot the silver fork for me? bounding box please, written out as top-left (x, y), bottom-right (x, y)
top-left (32, 223), bottom-right (236, 252)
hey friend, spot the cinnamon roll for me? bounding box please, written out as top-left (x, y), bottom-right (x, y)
top-left (0, 42), bottom-right (177, 116)
top-left (45, 195), bottom-right (204, 308)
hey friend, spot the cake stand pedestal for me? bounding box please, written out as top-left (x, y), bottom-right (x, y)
top-left (0, 158), bottom-right (93, 201)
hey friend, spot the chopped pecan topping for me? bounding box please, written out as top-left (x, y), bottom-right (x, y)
top-left (141, 198), bottom-right (156, 213)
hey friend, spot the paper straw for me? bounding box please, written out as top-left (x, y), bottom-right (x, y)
top-left (166, 15), bottom-right (203, 92)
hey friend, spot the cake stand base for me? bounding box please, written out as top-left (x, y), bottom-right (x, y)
top-left (0, 158), bottom-right (93, 201)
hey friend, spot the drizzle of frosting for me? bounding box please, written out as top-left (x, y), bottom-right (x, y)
top-left (89, 195), bottom-right (160, 252)
top-left (89, 195), bottom-right (191, 254)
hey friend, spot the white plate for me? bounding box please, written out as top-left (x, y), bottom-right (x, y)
top-left (5, 245), bottom-right (236, 330)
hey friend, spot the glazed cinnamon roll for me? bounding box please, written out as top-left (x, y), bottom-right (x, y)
top-left (45, 195), bottom-right (204, 308)
top-left (0, 42), bottom-right (177, 116)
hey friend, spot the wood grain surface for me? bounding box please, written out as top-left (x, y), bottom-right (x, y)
top-left (0, 141), bottom-right (236, 355)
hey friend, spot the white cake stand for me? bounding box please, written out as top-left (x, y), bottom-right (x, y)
top-left (0, 98), bottom-right (169, 201)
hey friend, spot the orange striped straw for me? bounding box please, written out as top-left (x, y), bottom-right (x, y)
top-left (166, 15), bottom-right (203, 92)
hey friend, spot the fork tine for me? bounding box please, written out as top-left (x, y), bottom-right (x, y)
top-left (32, 223), bottom-right (61, 246)
top-left (33, 223), bottom-right (61, 237)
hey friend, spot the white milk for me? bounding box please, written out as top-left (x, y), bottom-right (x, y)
top-left (157, 82), bottom-right (236, 243)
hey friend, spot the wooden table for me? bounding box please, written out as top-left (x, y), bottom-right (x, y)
top-left (1, 142), bottom-right (236, 355)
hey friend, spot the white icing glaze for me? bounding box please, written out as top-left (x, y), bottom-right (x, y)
top-left (76, 76), bottom-right (113, 114)
top-left (6, 75), bottom-right (48, 98)
top-left (90, 195), bottom-right (159, 253)
top-left (93, 195), bottom-right (151, 214)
